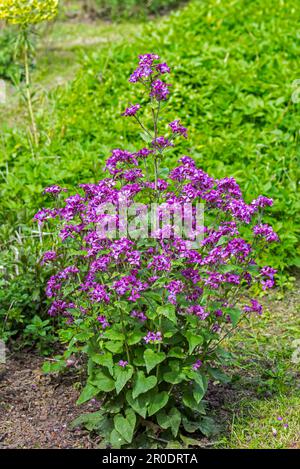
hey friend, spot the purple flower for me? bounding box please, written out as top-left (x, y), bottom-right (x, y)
top-left (148, 255), bottom-right (171, 271)
top-left (97, 315), bottom-right (110, 329)
top-left (169, 119), bottom-right (188, 138)
top-left (144, 331), bottom-right (162, 344)
top-left (253, 224), bottom-right (279, 243)
top-left (135, 147), bottom-right (153, 158)
top-left (122, 104), bottom-right (141, 117)
top-left (165, 280), bottom-right (184, 304)
top-left (156, 62), bottom-right (170, 74)
top-left (260, 266), bottom-right (277, 290)
top-left (43, 185), bottom-right (67, 195)
top-left (243, 299), bottom-right (263, 315)
top-left (40, 250), bottom-right (57, 265)
top-left (151, 136), bottom-right (173, 149)
top-left (187, 305), bottom-right (209, 320)
top-left (118, 360), bottom-right (128, 367)
top-left (150, 79), bottom-right (171, 101)
top-left (251, 195), bottom-right (273, 209)
top-left (192, 359), bottom-right (202, 371)
top-left (90, 285), bottom-right (110, 303)
top-left (131, 310), bottom-right (147, 322)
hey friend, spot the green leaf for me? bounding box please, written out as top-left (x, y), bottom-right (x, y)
top-left (91, 352), bottom-right (113, 374)
top-left (163, 370), bottom-right (185, 384)
top-left (144, 349), bottom-right (166, 373)
top-left (90, 370), bottom-right (115, 392)
top-left (187, 371), bottom-right (208, 402)
top-left (132, 371), bottom-right (157, 399)
top-left (127, 330), bottom-right (144, 345)
top-left (208, 366), bottom-right (231, 384)
top-left (110, 429), bottom-right (127, 448)
top-left (76, 383), bottom-right (98, 405)
top-left (182, 416), bottom-right (200, 433)
top-left (70, 411), bottom-right (104, 431)
top-left (184, 331), bottom-right (203, 354)
top-left (114, 409), bottom-right (136, 444)
top-left (148, 391), bottom-right (169, 416)
top-left (157, 305), bottom-right (177, 324)
top-left (180, 434), bottom-right (204, 448)
top-left (104, 341), bottom-right (123, 354)
top-left (183, 392), bottom-right (206, 413)
top-left (168, 347), bottom-right (185, 358)
top-left (126, 390), bottom-right (149, 419)
top-left (198, 416), bottom-right (219, 437)
top-left (227, 307), bottom-right (242, 327)
top-left (103, 329), bottom-right (125, 341)
top-left (157, 407), bottom-right (181, 437)
top-left (114, 365), bottom-right (133, 394)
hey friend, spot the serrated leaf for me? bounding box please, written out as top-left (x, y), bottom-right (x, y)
top-left (199, 416), bottom-right (219, 437)
top-left (127, 330), bottom-right (144, 345)
top-left (104, 341), bottom-right (123, 354)
top-left (91, 352), bottom-right (113, 374)
top-left (157, 305), bottom-right (177, 324)
top-left (110, 429), bottom-right (127, 448)
top-left (167, 347), bottom-right (185, 358)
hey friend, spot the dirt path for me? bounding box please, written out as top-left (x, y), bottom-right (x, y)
top-left (0, 353), bottom-right (99, 449)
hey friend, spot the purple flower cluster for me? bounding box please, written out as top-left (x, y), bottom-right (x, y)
top-left (144, 331), bottom-right (162, 344)
top-left (169, 120), bottom-right (188, 138)
top-left (36, 53), bottom-right (279, 375)
top-left (122, 104), bottom-right (141, 117)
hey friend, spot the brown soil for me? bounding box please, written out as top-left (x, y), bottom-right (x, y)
top-left (0, 353), bottom-right (99, 448)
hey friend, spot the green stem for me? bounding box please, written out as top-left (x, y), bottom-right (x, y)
top-left (119, 307), bottom-right (130, 363)
top-left (23, 33), bottom-right (38, 146)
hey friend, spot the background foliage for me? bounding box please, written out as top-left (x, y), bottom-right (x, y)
top-left (0, 0), bottom-right (299, 341)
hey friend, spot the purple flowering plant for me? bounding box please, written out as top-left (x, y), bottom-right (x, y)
top-left (37, 53), bottom-right (278, 447)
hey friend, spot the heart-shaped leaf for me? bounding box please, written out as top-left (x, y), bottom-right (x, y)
top-left (144, 349), bottom-right (166, 373)
top-left (114, 365), bottom-right (133, 394)
top-left (132, 371), bottom-right (157, 399)
top-left (157, 407), bottom-right (181, 437)
top-left (114, 409), bottom-right (136, 443)
top-left (126, 390), bottom-right (150, 418)
top-left (148, 391), bottom-right (169, 416)
top-left (90, 370), bottom-right (115, 392)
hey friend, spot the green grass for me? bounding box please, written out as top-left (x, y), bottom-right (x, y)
top-left (214, 283), bottom-right (300, 448)
top-left (221, 396), bottom-right (300, 449)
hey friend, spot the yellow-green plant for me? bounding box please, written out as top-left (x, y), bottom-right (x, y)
top-left (0, 0), bottom-right (58, 145)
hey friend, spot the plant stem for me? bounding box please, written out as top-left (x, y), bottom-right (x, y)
top-left (119, 307), bottom-right (130, 363)
top-left (23, 32), bottom-right (38, 146)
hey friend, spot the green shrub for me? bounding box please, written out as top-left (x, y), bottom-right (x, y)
top-left (0, 26), bottom-right (21, 81)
